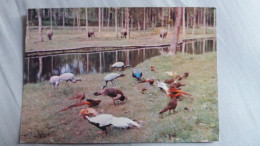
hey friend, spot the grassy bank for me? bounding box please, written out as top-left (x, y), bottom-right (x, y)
top-left (26, 28), bottom-right (216, 52)
top-left (20, 52), bottom-right (218, 143)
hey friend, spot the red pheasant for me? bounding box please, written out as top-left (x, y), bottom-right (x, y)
top-left (159, 97), bottom-right (177, 115)
top-left (164, 78), bottom-right (175, 84)
top-left (57, 93), bottom-right (101, 113)
top-left (151, 66), bottom-right (156, 71)
top-left (94, 88), bottom-right (127, 106)
top-left (138, 79), bottom-right (154, 85)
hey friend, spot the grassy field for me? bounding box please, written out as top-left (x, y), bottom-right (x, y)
top-left (20, 52), bottom-right (218, 143)
top-left (25, 27), bottom-right (216, 52)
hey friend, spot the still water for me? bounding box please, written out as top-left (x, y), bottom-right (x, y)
top-left (23, 39), bottom-right (216, 84)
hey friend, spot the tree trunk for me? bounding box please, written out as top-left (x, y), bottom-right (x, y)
top-left (50, 9), bottom-right (52, 31)
top-left (169, 8), bottom-right (182, 55)
top-left (213, 8), bottom-right (216, 34)
top-left (138, 20), bottom-right (140, 33)
top-left (126, 8), bottom-right (130, 39)
top-left (192, 8), bottom-right (196, 35)
top-left (121, 8), bottom-right (124, 29)
top-left (204, 8), bottom-right (206, 34)
top-left (115, 8), bottom-right (118, 37)
top-left (62, 9), bottom-right (65, 28)
top-left (168, 8), bottom-right (171, 32)
top-left (26, 9), bottom-right (31, 40)
top-left (161, 8), bottom-right (164, 27)
top-left (38, 9), bottom-right (43, 42)
top-left (182, 8), bottom-right (185, 37)
top-left (73, 8), bottom-right (76, 30)
top-left (99, 7), bottom-right (101, 37)
top-left (77, 8), bottom-right (80, 32)
top-left (107, 8), bottom-right (110, 27)
top-left (143, 7), bottom-right (146, 34)
top-left (102, 8), bottom-right (104, 28)
top-left (85, 8), bottom-right (88, 40)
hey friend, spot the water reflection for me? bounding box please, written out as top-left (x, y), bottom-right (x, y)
top-left (24, 39), bottom-right (216, 84)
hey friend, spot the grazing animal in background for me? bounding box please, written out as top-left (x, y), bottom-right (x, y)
top-left (47, 30), bottom-right (53, 40)
top-left (59, 73), bottom-right (81, 86)
top-left (132, 68), bottom-right (142, 81)
top-left (121, 29), bottom-right (127, 38)
top-left (160, 29), bottom-right (168, 39)
top-left (57, 98), bottom-right (101, 113)
top-left (94, 88), bottom-right (127, 106)
top-left (49, 76), bottom-right (60, 90)
top-left (111, 62), bottom-right (130, 69)
top-left (165, 72), bottom-right (177, 78)
top-left (102, 73), bottom-right (125, 89)
top-left (88, 30), bottom-right (95, 38)
top-left (157, 80), bottom-right (169, 94)
top-left (159, 97), bottom-right (178, 115)
top-left (138, 79), bottom-right (154, 85)
top-left (80, 109), bottom-right (141, 135)
top-left (151, 66), bottom-right (156, 71)
top-left (68, 93), bottom-right (86, 103)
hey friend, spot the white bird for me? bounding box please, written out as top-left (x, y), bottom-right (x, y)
top-left (49, 76), bottom-right (60, 90)
top-left (111, 62), bottom-right (130, 68)
top-left (165, 71), bottom-right (176, 78)
top-left (157, 80), bottom-right (169, 94)
top-left (80, 109), bottom-right (141, 135)
top-left (59, 73), bottom-right (81, 86)
top-left (102, 73), bottom-right (125, 89)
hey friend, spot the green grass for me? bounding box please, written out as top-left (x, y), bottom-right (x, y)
top-left (20, 52), bottom-right (218, 143)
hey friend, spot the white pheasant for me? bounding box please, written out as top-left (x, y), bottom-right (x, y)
top-left (80, 109), bottom-right (141, 135)
top-left (157, 80), bottom-right (169, 94)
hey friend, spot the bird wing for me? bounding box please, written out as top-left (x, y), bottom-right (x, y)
top-left (87, 114), bottom-right (114, 127)
top-left (111, 117), bottom-right (141, 128)
top-left (157, 81), bottom-right (169, 94)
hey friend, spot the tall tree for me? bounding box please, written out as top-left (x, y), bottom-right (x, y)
top-left (115, 8), bottom-right (118, 37)
top-left (107, 8), bottom-right (110, 27)
top-left (102, 8), bottom-right (104, 28)
top-left (99, 7), bottom-right (101, 37)
top-left (192, 8), bottom-right (196, 35)
top-left (50, 9), bottom-right (52, 31)
top-left (62, 9), bottom-right (65, 28)
top-left (77, 8), bottom-right (81, 32)
top-left (182, 8), bottom-right (185, 37)
top-left (26, 9), bottom-right (31, 40)
top-left (37, 9), bottom-right (43, 42)
top-left (213, 8), bottom-right (216, 34)
top-left (203, 8), bottom-right (206, 34)
top-left (143, 7), bottom-right (146, 34)
top-left (85, 8), bottom-right (88, 40)
top-left (168, 8), bottom-right (171, 32)
top-left (121, 8), bottom-right (124, 29)
top-left (126, 8), bottom-right (130, 39)
top-left (169, 8), bottom-right (182, 55)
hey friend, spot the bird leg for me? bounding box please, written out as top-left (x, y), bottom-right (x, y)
top-left (111, 80), bottom-right (115, 86)
top-left (96, 130), bottom-right (107, 135)
top-left (102, 81), bottom-right (108, 89)
top-left (112, 94), bottom-right (122, 106)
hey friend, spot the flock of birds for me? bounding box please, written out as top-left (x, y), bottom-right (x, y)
top-left (49, 61), bottom-right (191, 135)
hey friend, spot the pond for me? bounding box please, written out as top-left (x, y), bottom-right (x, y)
top-left (23, 38), bottom-right (216, 84)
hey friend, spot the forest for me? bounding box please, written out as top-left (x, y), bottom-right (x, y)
top-left (26, 7), bottom-right (216, 53)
